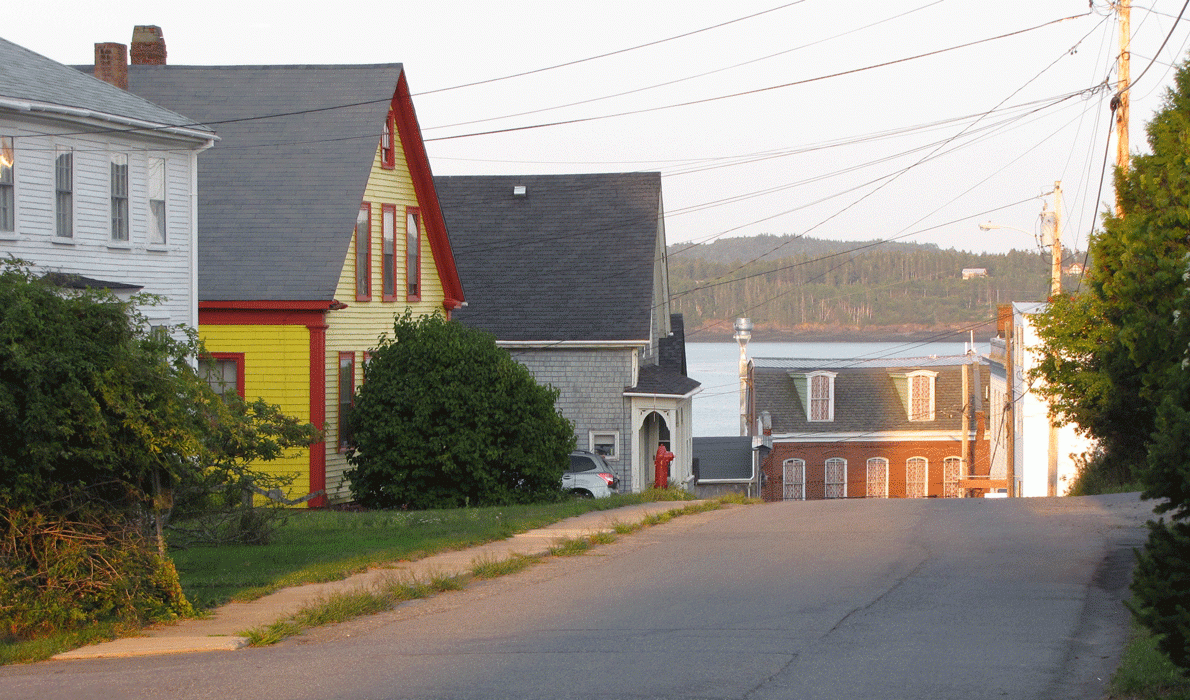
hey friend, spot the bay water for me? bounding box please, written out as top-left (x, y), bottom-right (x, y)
top-left (688, 340), bottom-right (983, 437)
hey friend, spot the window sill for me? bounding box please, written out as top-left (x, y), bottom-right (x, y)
top-left (146, 245), bottom-right (170, 253)
top-left (51, 236), bottom-right (76, 245)
top-left (107, 242), bottom-right (132, 251)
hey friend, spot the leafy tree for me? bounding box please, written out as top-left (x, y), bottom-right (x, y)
top-left (0, 260), bottom-right (319, 637)
top-left (345, 311), bottom-right (575, 509)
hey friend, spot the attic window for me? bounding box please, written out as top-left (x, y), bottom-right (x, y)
top-left (381, 110), bottom-right (396, 169)
top-left (908, 370), bottom-right (936, 421)
top-left (513, 185), bottom-right (527, 197)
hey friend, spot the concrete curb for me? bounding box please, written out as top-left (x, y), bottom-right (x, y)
top-left (52, 500), bottom-right (702, 660)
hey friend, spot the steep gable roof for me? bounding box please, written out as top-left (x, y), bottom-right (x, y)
top-left (434, 173), bottom-right (662, 342)
top-left (117, 64), bottom-right (460, 304)
top-left (0, 38), bottom-right (210, 138)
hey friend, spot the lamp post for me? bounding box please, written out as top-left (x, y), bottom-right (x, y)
top-left (733, 317), bottom-right (752, 437)
top-left (979, 182), bottom-right (1062, 298)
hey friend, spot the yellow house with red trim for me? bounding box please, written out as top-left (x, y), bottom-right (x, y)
top-left (122, 50), bottom-right (464, 505)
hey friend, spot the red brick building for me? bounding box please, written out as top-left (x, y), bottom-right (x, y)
top-left (752, 355), bottom-right (991, 501)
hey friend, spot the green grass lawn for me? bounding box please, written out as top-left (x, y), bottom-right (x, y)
top-left (171, 490), bottom-right (693, 608)
top-left (1111, 621), bottom-right (1190, 699)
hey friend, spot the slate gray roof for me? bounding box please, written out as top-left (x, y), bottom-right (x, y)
top-left (0, 38), bottom-right (207, 133)
top-left (119, 64), bottom-right (403, 301)
top-left (629, 364), bottom-right (701, 397)
top-left (434, 173), bottom-right (662, 342)
top-left (693, 436), bottom-right (754, 481)
top-left (754, 355), bottom-right (988, 434)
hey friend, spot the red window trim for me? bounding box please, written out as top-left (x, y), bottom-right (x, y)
top-left (381, 203), bottom-right (398, 301)
top-left (381, 110), bottom-right (396, 170)
top-left (338, 351), bottom-right (355, 453)
top-left (406, 206), bottom-right (421, 302)
top-left (355, 202), bottom-right (372, 302)
top-left (201, 351), bottom-right (245, 399)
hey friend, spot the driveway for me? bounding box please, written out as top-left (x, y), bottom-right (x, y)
top-left (1, 493), bottom-right (1151, 700)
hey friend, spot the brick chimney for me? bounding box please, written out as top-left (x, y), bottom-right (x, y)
top-left (130, 25), bottom-right (166, 65)
top-left (94, 42), bottom-right (128, 90)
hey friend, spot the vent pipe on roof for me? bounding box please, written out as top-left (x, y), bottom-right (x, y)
top-left (513, 185), bottom-right (527, 197)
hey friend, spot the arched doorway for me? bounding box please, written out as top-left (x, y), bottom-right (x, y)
top-left (637, 410), bottom-right (671, 489)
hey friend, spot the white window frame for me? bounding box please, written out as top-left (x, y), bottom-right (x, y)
top-left (110, 152), bottom-right (129, 242)
top-left (0, 136), bottom-right (14, 234)
top-left (824, 457), bottom-right (847, 498)
top-left (589, 430), bottom-right (619, 460)
top-left (783, 458), bottom-right (805, 501)
top-left (55, 146), bottom-right (73, 239)
top-left (807, 371), bottom-right (836, 422)
top-left (943, 456), bottom-right (962, 498)
top-left (866, 457), bottom-right (889, 498)
top-left (906, 456), bottom-right (929, 498)
top-left (907, 370), bottom-right (937, 421)
top-left (147, 155), bottom-right (167, 245)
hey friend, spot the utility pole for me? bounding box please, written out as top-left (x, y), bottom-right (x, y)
top-left (1115, 0), bottom-right (1131, 217)
top-left (1005, 309), bottom-right (1016, 498)
top-left (1051, 181), bottom-right (1062, 297)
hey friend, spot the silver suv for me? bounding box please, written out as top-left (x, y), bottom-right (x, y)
top-left (563, 451), bottom-right (619, 498)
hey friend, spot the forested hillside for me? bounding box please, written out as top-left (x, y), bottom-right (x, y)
top-left (668, 234), bottom-right (1082, 337)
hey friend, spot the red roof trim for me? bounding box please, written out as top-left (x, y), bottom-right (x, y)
top-left (392, 71), bottom-right (465, 309)
top-left (199, 300), bottom-right (341, 311)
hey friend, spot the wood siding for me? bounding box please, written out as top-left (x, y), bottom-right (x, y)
top-left (323, 134), bottom-right (449, 502)
top-left (200, 323), bottom-right (313, 499)
top-left (0, 116), bottom-right (199, 333)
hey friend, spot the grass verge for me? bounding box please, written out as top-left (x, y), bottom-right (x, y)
top-left (172, 489), bottom-right (696, 609)
top-left (1111, 621), bottom-right (1190, 699)
top-left (0, 621), bottom-right (143, 666)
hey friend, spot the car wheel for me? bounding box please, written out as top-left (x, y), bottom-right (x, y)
top-left (573, 490), bottom-right (594, 499)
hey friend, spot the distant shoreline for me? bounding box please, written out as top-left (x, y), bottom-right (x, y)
top-left (692, 323), bottom-right (998, 344)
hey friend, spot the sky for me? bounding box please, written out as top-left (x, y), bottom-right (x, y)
top-left (7, 0), bottom-right (1190, 257)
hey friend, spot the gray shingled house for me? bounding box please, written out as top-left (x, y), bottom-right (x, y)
top-left (752, 355), bottom-right (991, 500)
top-left (434, 173), bottom-right (700, 493)
top-left (0, 37), bottom-right (215, 335)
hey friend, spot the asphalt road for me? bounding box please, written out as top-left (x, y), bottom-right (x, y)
top-left (1, 493), bottom-right (1152, 700)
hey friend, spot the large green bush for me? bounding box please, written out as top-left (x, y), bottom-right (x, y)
top-left (345, 311), bottom-right (575, 509)
top-left (1128, 520), bottom-right (1190, 670)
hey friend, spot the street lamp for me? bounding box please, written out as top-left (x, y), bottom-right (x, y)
top-left (978, 182), bottom-right (1063, 298)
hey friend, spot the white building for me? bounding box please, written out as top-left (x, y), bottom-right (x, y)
top-left (987, 302), bottom-right (1095, 496)
top-left (0, 37), bottom-right (215, 334)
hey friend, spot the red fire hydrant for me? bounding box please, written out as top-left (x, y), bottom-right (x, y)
top-left (653, 443), bottom-right (675, 489)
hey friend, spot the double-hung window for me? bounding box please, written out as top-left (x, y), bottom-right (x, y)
top-left (824, 458), bottom-right (847, 499)
top-left (406, 208), bottom-right (421, 299)
top-left (381, 110), bottom-right (396, 169)
top-left (943, 456), bottom-right (962, 498)
top-left (808, 371), bottom-right (835, 421)
top-left (382, 204), bottom-right (396, 299)
top-left (110, 153), bottom-right (129, 242)
top-left (339, 352), bottom-right (356, 451)
top-left (0, 137), bottom-right (13, 233)
top-left (202, 353), bottom-right (244, 400)
top-left (908, 371), bottom-right (936, 421)
top-left (55, 148), bottom-right (72, 238)
top-left (355, 204), bottom-right (371, 301)
top-left (147, 156), bottom-right (166, 244)
top-left (783, 458), bottom-right (806, 501)
top-left (866, 457), bottom-right (889, 498)
top-left (906, 457), bottom-right (928, 498)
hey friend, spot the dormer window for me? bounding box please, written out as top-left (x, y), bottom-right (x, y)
top-left (807, 371), bottom-right (835, 422)
top-left (908, 370), bottom-right (936, 421)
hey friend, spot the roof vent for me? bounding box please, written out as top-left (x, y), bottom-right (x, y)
top-left (513, 185), bottom-right (527, 197)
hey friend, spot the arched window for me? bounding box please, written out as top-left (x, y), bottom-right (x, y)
top-left (906, 457), bottom-right (928, 498)
top-left (783, 458), bottom-right (805, 501)
top-left (866, 457), bottom-right (888, 498)
top-left (824, 458), bottom-right (847, 498)
top-left (943, 456), bottom-right (963, 498)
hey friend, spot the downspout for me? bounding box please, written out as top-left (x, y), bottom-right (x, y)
top-left (189, 137), bottom-right (216, 365)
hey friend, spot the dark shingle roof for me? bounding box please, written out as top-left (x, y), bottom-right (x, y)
top-left (0, 38), bottom-right (207, 133)
top-left (434, 173), bottom-right (662, 342)
top-left (629, 364), bottom-right (701, 397)
top-left (693, 436), bottom-right (754, 481)
top-left (121, 64), bottom-right (404, 301)
top-left (754, 355), bottom-right (988, 434)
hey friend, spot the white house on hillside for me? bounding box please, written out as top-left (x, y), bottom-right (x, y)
top-left (0, 36), bottom-right (215, 334)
